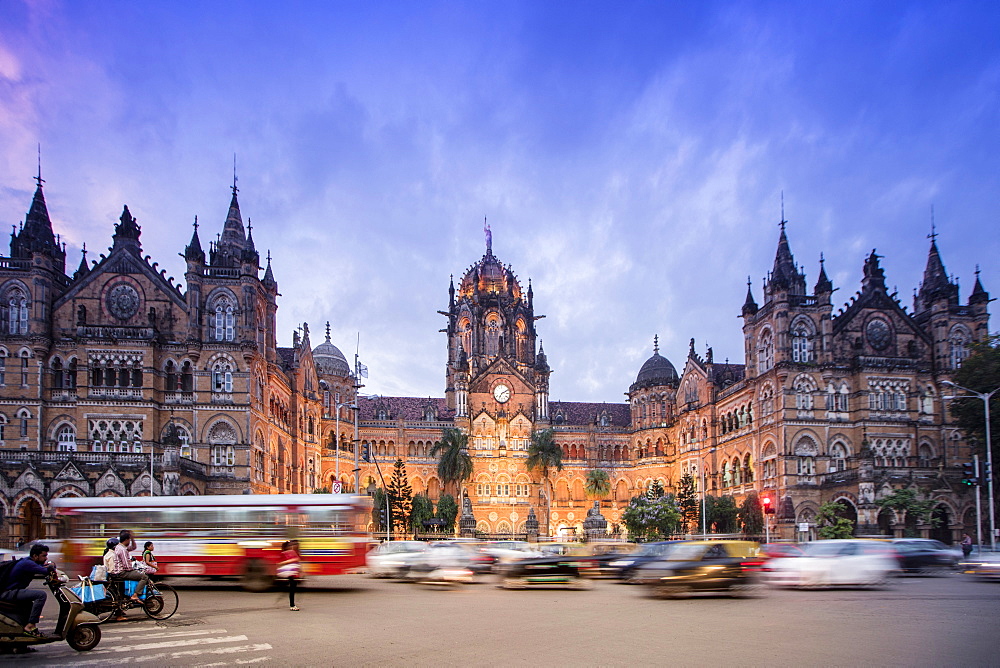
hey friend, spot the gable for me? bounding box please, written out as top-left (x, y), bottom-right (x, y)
top-left (55, 247), bottom-right (187, 312)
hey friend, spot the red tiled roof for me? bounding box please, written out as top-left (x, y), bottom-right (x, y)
top-left (358, 396), bottom-right (456, 422)
top-left (549, 401), bottom-right (631, 428)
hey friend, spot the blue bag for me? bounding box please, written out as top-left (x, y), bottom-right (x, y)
top-left (70, 582), bottom-right (106, 603)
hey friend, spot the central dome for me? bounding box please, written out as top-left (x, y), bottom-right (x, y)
top-left (630, 337), bottom-right (678, 391)
top-left (457, 249), bottom-right (522, 299)
top-left (313, 331), bottom-right (351, 378)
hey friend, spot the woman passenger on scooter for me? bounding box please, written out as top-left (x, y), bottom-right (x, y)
top-left (109, 530), bottom-right (150, 603)
top-left (0, 544), bottom-right (55, 637)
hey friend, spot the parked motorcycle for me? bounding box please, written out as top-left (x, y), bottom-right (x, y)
top-left (0, 569), bottom-right (102, 653)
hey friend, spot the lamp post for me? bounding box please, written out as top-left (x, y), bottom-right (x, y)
top-left (943, 380), bottom-right (997, 550)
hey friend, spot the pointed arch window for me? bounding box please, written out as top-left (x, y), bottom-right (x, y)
top-left (6, 289), bottom-right (28, 335)
top-left (20, 351), bottom-right (30, 387)
top-left (758, 330), bottom-right (774, 372)
top-left (214, 299), bottom-right (235, 342)
top-left (791, 324), bottom-right (812, 363)
top-left (52, 358), bottom-right (64, 389)
top-left (949, 326), bottom-right (970, 370)
top-left (485, 315), bottom-right (501, 357)
top-left (0, 350), bottom-right (6, 386)
top-left (56, 424), bottom-right (76, 452)
top-left (213, 361), bottom-right (233, 393)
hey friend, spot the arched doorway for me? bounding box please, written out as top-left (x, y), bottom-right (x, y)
top-left (834, 498), bottom-right (858, 536)
top-left (20, 498), bottom-right (43, 541)
top-left (877, 508), bottom-right (895, 536)
top-left (930, 505), bottom-right (952, 544)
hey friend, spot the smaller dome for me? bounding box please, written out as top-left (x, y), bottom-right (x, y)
top-left (630, 336), bottom-right (678, 391)
top-left (313, 334), bottom-right (351, 378)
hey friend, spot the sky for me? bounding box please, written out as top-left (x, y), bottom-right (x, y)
top-left (1, 1), bottom-right (998, 404)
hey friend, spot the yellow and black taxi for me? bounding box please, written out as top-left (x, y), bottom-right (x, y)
top-left (632, 540), bottom-right (763, 598)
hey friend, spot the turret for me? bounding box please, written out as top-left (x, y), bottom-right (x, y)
top-left (741, 277), bottom-right (758, 317)
top-left (764, 221), bottom-right (807, 301)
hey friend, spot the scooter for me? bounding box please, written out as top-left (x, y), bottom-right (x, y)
top-left (0, 569), bottom-right (102, 653)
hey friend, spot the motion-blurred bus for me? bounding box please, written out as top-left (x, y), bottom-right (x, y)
top-left (52, 494), bottom-right (372, 591)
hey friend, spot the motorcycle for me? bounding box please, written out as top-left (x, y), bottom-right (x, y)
top-left (0, 569), bottom-right (102, 653)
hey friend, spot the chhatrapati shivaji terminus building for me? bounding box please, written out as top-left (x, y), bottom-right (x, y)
top-left (0, 172), bottom-right (989, 545)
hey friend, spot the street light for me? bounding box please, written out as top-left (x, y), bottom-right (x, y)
top-left (943, 380), bottom-right (997, 550)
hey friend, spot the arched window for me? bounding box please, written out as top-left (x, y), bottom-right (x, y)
top-left (17, 408), bottom-right (31, 438)
top-left (0, 349), bottom-right (6, 385)
top-left (181, 361), bottom-right (194, 392)
top-left (484, 314), bottom-right (501, 357)
top-left (20, 351), bottom-right (30, 386)
top-left (212, 361), bottom-right (233, 393)
top-left (758, 330), bottom-right (774, 373)
top-left (830, 442), bottom-right (848, 472)
top-left (52, 358), bottom-right (64, 389)
top-left (794, 375), bottom-right (816, 410)
top-left (743, 453), bottom-right (753, 483)
top-left (213, 297), bottom-right (235, 342)
top-left (949, 326), bottom-right (970, 370)
top-left (6, 288), bottom-right (28, 335)
top-left (791, 321), bottom-right (813, 363)
top-left (56, 424), bottom-right (76, 451)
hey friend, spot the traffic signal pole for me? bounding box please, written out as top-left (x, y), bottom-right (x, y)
top-left (975, 454), bottom-right (983, 549)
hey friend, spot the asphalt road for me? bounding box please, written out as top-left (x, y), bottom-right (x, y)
top-left (8, 572), bottom-right (999, 667)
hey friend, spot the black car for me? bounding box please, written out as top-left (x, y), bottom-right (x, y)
top-left (606, 541), bottom-right (681, 582)
top-left (498, 555), bottom-right (594, 589)
top-left (890, 539), bottom-right (961, 574)
top-left (633, 540), bottom-right (763, 598)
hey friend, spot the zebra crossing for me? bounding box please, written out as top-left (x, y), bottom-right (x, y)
top-left (35, 623), bottom-right (273, 666)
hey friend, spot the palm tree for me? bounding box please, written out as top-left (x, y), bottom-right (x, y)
top-left (526, 428), bottom-right (563, 536)
top-left (430, 428), bottom-right (473, 497)
top-left (584, 469), bottom-right (611, 500)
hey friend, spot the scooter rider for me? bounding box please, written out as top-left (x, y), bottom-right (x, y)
top-left (0, 543), bottom-right (55, 637)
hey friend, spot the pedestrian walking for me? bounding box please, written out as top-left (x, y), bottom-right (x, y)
top-left (277, 540), bottom-right (302, 611)
top-left (961, 533), bottom-right (973, 558)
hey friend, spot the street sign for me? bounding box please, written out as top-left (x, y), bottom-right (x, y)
top-left (332, 481), bottom-right (343, 494)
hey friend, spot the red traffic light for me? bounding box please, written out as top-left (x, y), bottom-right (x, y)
top-left (761, 495), bottom-right (775, 514)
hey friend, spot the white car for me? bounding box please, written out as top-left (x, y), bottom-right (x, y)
top-left (765, 539), bottom-right (897, 588)
top-left (366, 541), bottom-right (428, 578)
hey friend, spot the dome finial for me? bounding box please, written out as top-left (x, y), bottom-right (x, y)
top-left (653, 334), bottom-right (659, 355)
top-left (325, 321), bottom-right (331, 343)
top-left (484, 216), bottom-right (492, 255)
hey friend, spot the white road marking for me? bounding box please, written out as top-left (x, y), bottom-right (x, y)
top-left (52, 642), bottom-right (273, 666)
top-left (101, 628), bottom-right (229, 640)
top-left (106, 634), bottom-right (250, 652)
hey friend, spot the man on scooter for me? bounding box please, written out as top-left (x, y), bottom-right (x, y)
top-left (0, 543), bottom-right (55, 637)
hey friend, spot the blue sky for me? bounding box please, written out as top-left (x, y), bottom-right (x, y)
top-left (1, 1), bottom-right (998, 402)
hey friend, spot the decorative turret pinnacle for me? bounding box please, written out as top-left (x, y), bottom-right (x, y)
top-left (741, 276), bottom-right (758, 316)
top-left (765, 219), bottom-right (806, 297)
top-left (814, 253), bottom-right (833, 294)
top-left (861, 249), bottom-right (887, 293)
top-left (184, 216), bottom-right (205, 262)
top-left (970, 265), bottom-right (990, 306)
top-left (262, 250), bottom-right (276, 288)
top-left (915, 228), bottom-right (959, 312)
top-left (74, 243), bottom-right (90, 280)
top-left (112, 205), bottom-right (142, 253)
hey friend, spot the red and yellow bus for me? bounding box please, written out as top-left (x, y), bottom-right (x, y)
top-left (53, 494), bottom-right (372, 591)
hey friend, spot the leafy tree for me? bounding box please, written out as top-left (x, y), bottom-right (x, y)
top-left (676, 473), bottom-right (700, 533)
top-left (312, 486), bottom-right (330, 494)
top-left (387, 458), bottom-right (413, 534)
top-left (816, 501), bottom-right (855, 539)
top-left (875, 488), bottom-right (939, 533)
top-left (584, 469), bottom-right (611, 499)
top-left (409, 493), bottom-right (435, 532)
top-left (526, 428), bottom-right (563, 534)
top-left (738, 491), bottom-right (764, 536)
top-left (436, 494), bottom-right (458, 531)
top-left (621, 495), bottom-right (681, 541)
top-left (645, 479), bottom-right (665, 500)
top-left (371, 487), bottom-right (389, 533)
top-left (952, 335), bottom-right (1000, 463)
top-left (705, 495), bottom-right (739, 533)
top-left (431, 428), bottom-right (474, 496)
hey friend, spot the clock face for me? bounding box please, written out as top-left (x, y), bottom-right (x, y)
top-left (493, 383), bottom-right (511, 403)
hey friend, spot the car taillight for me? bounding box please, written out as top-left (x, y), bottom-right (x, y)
top-left (741, 560), bottom-right (765, 571)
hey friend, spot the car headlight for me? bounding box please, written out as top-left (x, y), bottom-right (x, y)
top-left (609, 560), bottom-right (633, 567)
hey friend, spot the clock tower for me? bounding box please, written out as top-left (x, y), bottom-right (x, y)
top-left (441, 226), bottom-right (551, 532)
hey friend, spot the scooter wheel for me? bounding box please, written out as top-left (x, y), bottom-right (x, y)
top-left (67, 624), bottom-right (101, 652)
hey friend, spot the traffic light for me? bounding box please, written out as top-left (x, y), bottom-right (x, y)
top-left (362, 444), bottom-right (371, 463)
top-left (962, 462), bottom-right (980, 487)
top-left (761, 495), bottom-right (775, 514)
top-left (379, 506), bottom-right (387, 527)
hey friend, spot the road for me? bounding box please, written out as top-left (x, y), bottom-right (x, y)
top-left (10, 572), bottom-right (1000, 666)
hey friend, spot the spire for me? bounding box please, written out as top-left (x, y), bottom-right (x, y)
top-left (262, 250), bottom-right (276, 287)
top-left (220, 184), bottom-right (247, 247)
top-left (484, 216), bottom-right (492, 256)
top-left (766, 218), bottom-right (806, 296)
top-left (11, 160), bottom-right (62, 262)
top-left (742, 276), bottom-right (759, 316)
top-left (449, 274), bottom-right (455, 308)
top-left (915, 227), bottom-right (958, 310)
top-left (814, 253), bottom-right (833, 294)
top-left (970, 264), bottom-right (990, 306)
top-left (112, 205), bottom-right (142, 253)
top-left (184, 215), bottom-right (205, 262)
top-left (74, 243), bottom-right (90, 280)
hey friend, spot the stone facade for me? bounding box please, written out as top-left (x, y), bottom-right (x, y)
top-left (0, 174), bottom-right (990, 545)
